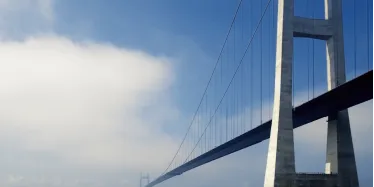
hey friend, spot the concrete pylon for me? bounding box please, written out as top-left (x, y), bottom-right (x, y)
top-left (264, 0), bottom-right (359, 186)
top-left (325, 0), bottom-right (359, 186)
top-left (264, 0), bottom-right (295, 186)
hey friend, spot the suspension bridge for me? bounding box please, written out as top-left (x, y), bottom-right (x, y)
top-left (142, 0), bottom-right (373, 186)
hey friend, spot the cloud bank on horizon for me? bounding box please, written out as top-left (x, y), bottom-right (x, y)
top-left (0, 0), bottom-right (182, 186)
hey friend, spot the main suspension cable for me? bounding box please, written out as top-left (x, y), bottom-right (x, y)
top-left (184, 0), bottom-right (273, 163)
top-left (160, 0), bottom-right (244, 175)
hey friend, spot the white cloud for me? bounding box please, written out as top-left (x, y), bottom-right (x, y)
top-left (0, 0), bottom-right (53, 19)
top-left (0, 0), bottom-right (54, 39)
top-left (0, 1), bottom-right (190, 186)
top-left (0, 36), bottom-right (181, 187)
top-left (7, 175), bottom-right (24, 184)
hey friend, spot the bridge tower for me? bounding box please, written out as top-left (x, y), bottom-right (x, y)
top-left (140, 173), bottom-right (150, 187)
top-left (264, 0), bottom-right (359, 186)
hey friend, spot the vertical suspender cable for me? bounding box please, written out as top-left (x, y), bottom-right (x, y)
top-left (228, 31), bottom-right (231, 141)
top-left (243, 2), bottom-right (246, 133)
top-left (312, 36), bottom-right (314, 96)
top-left (214, 74), bottom-right (216, 148)
top-left (205, 94), bottom-right (208, 153)
top-left (241, 3), bottom-right (244, 134)
top-left (368, 1), bottom-right (374, 70)
top-left (312, 2), bottom-right (315, 98)
top-left (226, 102), bottom-right (228, 142)
top-left (367, 0), bottom-right (370, 70)
top-left (211, 91), bottom-right (213, 149)
top-left (307, 0), bottom-right (310, 101)
top-left (220, 47), bottom-right (223, 145)
top-left (231, 21), bottom-right (236, 138)
top-left (260, 0), bottom-right (263, 124)
top-left (354, 0), bottom-right (357, 77)
top-left (271, 0), bottom-right (278, 114)
top-left (197, 109), bottom-right (200, 156)
top-left (212, 69), bottom-right (215, 149)
top-left (208, 94), bottom-right (210, 151)
top-left (268, 1), bottom-right (271, 119)
top-left (250, 0), bottom-right (253, 130)
top-left (207, 95), bottom-right (210, 150)
top-left (308, 40), bottom-right (310, 100)
top-left (272, 0), bottom-right (275, 113)
top-left (191, 121), bottom-right (193, 160)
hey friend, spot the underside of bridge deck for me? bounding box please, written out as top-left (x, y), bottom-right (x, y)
top-left (146, 70), bottom-right (373, 187)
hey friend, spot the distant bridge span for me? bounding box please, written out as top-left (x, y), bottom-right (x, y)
top-left (146, 70), bottom-right (373, 187)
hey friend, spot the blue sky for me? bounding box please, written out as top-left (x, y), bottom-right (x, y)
top-left (0, 0), bottom-right (372, 187)
top-left (50, 0), bottom-right (373, 114)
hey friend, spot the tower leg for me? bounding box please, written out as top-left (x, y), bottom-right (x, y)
top-left (325, 0), bottom-right (359, 186)
top-left (264, 0), bottom-right (295, 186)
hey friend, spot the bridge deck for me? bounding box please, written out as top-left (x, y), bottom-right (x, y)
top-left (146, 70), bottom-right (373, 187)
